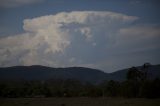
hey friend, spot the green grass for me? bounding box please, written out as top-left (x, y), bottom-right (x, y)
top-left (0, 97), bottom-right (160, 106)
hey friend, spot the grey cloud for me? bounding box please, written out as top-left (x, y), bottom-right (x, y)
top-left (0, 11), bottom-right (137, 68)
top-left (0, 0), bottom-right (44, 8)
top-left (0, 11), bottom-right (159, 72)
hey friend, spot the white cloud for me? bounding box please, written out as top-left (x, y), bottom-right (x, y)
top-left (0, 0), bottom-right (44, 8)
top-left (3, 11), bottom-right (159, 71)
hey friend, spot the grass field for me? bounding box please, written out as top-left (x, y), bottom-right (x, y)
top-left (0, 97), bottom-right (160, 106)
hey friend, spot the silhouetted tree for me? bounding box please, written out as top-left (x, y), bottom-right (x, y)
top-left (127, 67), bottom-right (142, 81)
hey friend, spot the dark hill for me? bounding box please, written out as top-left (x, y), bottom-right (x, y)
top-left (0, 66), bottom-right (107, 84)
top-left (0, 64), bottom-right (160, 84)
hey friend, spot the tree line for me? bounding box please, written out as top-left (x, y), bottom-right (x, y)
top-left (0, 63), bottom-right (160, 98)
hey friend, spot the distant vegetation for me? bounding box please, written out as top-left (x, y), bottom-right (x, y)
top-left (0, 63), bottom-right (160, 98)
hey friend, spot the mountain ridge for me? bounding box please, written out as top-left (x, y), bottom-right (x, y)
top-left (0, 64), bottom-right (160, 84)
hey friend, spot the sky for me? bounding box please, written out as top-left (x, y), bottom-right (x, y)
top-left (0, 0), bottom-right (160, 73)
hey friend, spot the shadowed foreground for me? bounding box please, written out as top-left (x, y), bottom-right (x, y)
top-left (0, 98), bottom-right (160, 106)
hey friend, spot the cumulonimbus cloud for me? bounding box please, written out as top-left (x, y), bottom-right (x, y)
top-left (1, 11), bottom-right (159, 70)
